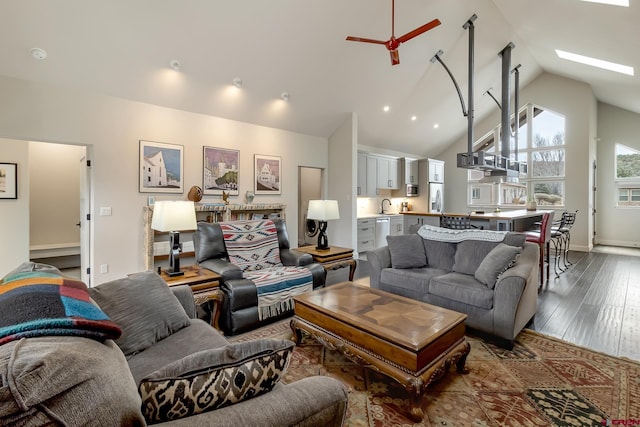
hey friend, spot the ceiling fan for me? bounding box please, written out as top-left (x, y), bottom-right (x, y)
top-left (346, 0), bottom-right (441, 66)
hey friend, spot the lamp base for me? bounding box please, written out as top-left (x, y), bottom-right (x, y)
top-left (316, 221), bottom-right (330, 251)
top-left (164, 269), bottom-right (185, 277)
top-left (166, 231), bottom-right (184, 277)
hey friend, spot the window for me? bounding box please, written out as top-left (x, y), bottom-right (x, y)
top-left (467, 104), bottom-right (566, 207)
top-left (615, 144), bottom-right (640, 207)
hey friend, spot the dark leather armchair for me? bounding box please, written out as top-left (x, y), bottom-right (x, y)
top-left (193, 219), bottom-right (325, 335)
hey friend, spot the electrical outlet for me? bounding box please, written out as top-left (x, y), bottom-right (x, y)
top-left (100, 264), bottom-right (108, 274)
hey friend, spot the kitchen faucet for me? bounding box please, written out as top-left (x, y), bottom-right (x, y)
top-left (380, 198), bottom-right (391, 214)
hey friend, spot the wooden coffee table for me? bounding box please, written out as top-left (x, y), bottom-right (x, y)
top-left (291, 281), bottom-right (470, 422)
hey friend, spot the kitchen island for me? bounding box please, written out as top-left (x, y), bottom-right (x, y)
top-left (402, 209), bottom-right (553, 232)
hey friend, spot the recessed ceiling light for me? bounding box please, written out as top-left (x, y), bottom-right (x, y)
top-left (433, 123), bottom-right (439, 129)
top-left (280, 92), bottom-right (290, 101)
top-left (579, 0), bottom-right (628, 6)
top-left (383, 105), bottom-right (390, 112)
top-left (169, 59), bottom-right (181, 70)
top-left (30, 48), bottom-right (47, 60)
top-left (232, 77), bottom-right (243, 88)
top-left (555, 49), bottom-right (634, 76)
top-left (411, 116), bottom-right (417, 121)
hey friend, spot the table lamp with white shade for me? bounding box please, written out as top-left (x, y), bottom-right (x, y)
top-left (151, 200), bottom-right (197, 276)
top-left (307, 200), bottom-right (340, 251)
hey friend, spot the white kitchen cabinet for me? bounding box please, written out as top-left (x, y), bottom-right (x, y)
top-left (357, 152), bottom-right (379, 196)
top-left (403, 215), bottom-right (440, 233)
top-left (366, 156), bottom-right (378, 196)
top-left (403, 158), bottom-right (418, 185)
top-left (376, 157), bottom-right (400, 190)
top-left (428, 158), bottom-right (445, 183)
top-left (357, 218), bottom-right (376, 252)
top-left (389, 215), bottom-right (404, 236)
top-left (358, 152), bottom-right (402, 196)
top-left (357, 153), bottom-right (367, 196)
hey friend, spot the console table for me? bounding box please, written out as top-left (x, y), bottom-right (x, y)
top-left (161, 264), bottom-right (223, 330)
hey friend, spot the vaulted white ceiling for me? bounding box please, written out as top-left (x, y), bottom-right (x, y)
top-left (1, 0), bottom-right (637, 157)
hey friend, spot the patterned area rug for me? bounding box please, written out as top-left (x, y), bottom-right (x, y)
top-left (230, 319), bottom-right (640, 426)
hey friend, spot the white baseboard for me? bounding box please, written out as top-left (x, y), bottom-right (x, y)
top-left (594, 239), bottom-right (640, 249)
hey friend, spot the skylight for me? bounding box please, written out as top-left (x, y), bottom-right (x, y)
top-left (555, 49), bottom-right (634, 76)
top-left (579, 0), bottom-right (629, 6)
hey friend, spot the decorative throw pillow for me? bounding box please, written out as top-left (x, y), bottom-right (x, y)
top-left (386, 234), bottom-right (427, 269)
top-left (139, 339), bottom-right (294, 424)
top-left (453, 240), bottom-right (502, 275)
top-left (88, 271), bottom-right (191, 356)
top-left (474, 243), bottom-right (522, 288)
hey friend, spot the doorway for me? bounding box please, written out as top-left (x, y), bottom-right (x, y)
top-left (28, 141), bottom-right (91, 284)
top-left (298, 166), bottom-right (323, 247)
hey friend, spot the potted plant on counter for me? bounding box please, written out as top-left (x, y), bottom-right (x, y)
top-left (526, 195), bottom-right (537, 211)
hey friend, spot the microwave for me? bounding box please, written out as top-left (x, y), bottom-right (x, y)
top-left (406, 184), bottom-right (419, 197)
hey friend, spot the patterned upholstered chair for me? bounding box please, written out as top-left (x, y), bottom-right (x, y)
top-left (194, 219), bottom-right (325, 335)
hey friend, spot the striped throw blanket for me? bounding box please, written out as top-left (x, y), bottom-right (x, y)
top-left (0, 271), bottom-right (121, 345)
top-left (221, 220), bottom-right (283, 271)
top-left (221, 220), bottom-right (312, 320)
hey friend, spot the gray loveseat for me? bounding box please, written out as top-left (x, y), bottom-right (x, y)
top-left (367, 225), bottom-right (539, 346)
top-left (0, 264), bottom-right (347, 426)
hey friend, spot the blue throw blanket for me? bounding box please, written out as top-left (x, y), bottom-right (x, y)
top-left (0, 271), bottom-right (121, 345)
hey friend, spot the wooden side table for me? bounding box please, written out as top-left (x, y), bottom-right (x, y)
top-left (295, 246), bottom-right (357, 281)
top-left (160, 265), bottom-right (223, 330)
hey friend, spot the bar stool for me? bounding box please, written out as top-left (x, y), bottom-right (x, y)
top-left (549, 213), bottom-right (568, 277)
top-left (440, 214), bottom-right (483, 230)
top-left (557, 210), bottom-right (577, 268)
top-left (524, 212), bottom-right (554, 287)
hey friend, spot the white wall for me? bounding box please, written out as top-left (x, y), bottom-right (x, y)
top-left (439, 72), bottom-right (596, 251)
top-left (596, 103), bottom-right (640, 247)
top-left (0, 139), bottom-right (29, 272)
top-left (0, 75), bottom-right (328, 282)
top-left (327, 113), bottom-right (357, 249)
top-left (29, 141), bottom-right (85, 251)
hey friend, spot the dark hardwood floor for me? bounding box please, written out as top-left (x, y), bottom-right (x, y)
top-left (528, 247), bottom-right (640, 361)
top-left (338, 247), bottom-right (640, 362)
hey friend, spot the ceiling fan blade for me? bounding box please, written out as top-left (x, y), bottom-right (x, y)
top-left (346, 36), bottom-right (388, 45)
top-left (390, 50), bottom-right (400, 66)
top-left (397, 18), bottom-right (441, 44)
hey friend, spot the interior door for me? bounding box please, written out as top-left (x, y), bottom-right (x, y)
top-left (298, 167), bottom-right (322, 246)
top-left (79, 152), bottom-right (92, 286)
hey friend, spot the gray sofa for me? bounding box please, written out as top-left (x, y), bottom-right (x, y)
top-left (0, 265), bottom-right (347, 426)
top-left (367, 225), bottom-right (539, 346)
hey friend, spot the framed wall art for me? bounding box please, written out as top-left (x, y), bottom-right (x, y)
top-left (0, 162), bottom-right (17, 199)
top-left (139, 140), bottom-right (184, 193)
top-left (254, 154), bottom-right (281, 195)
top-left (203, 146), bottom-right (239, 196)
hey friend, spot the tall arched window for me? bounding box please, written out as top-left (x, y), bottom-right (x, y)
top-left (468, 104), bottom-right (565, 208)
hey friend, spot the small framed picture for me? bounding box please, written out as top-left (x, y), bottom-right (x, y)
top-left (203, 146), bottom-right (239, 196)
top-left (254, 154), bottom-right (281, 195)
top-left (0, 162), bottom-right (18, 199)
top-left (139, 140), bottom-right (184, 193)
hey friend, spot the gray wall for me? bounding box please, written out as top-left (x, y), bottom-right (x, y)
top-left (596, 103), bottom-right (640, 248)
